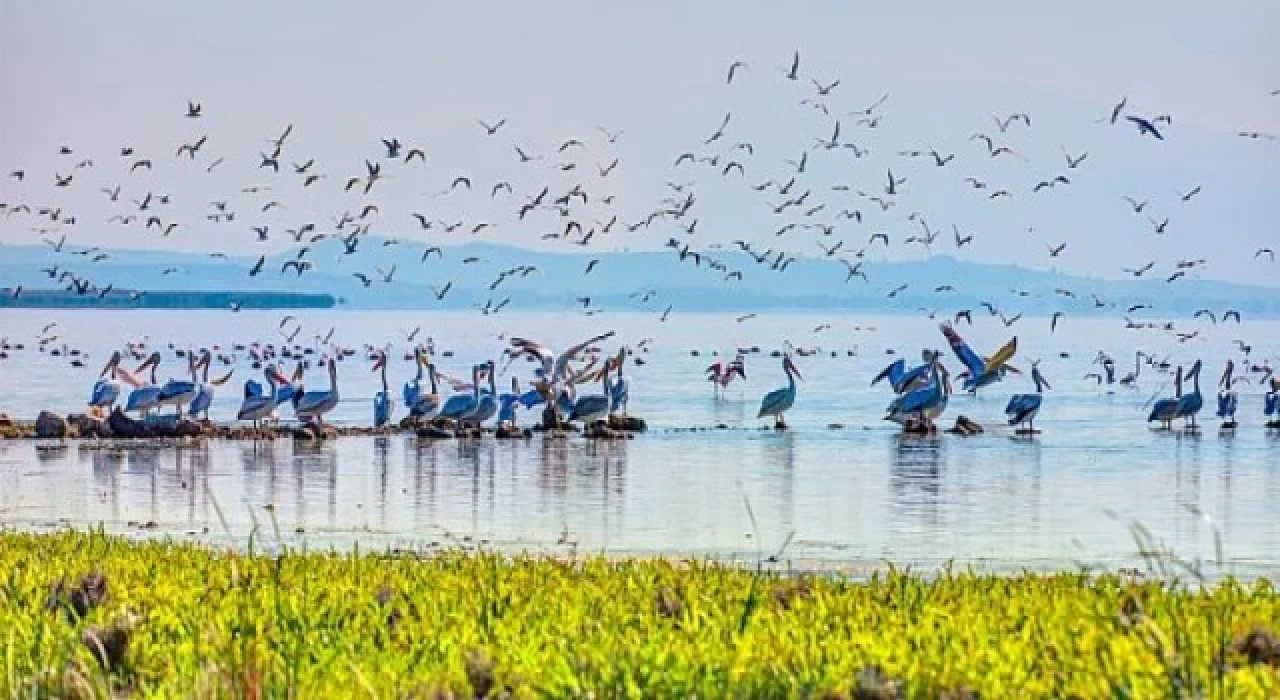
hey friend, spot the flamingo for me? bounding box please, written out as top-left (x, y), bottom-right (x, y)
top-left (372, 350), bottom-right (394, 428)
top-left (1148, 366), bottom-right (1183, 430)
top-left (757, 355), bottom-right (802, 429)
top-left (939, 322), bottom-right (1017, 392)
top-left (124, 352), bottom-right (164, 416)
top-left (1005, 362), bottom-right (1051, 434)
top-left (237, 365), bottom-right (287, 430)
top-left (293, 356), bottom-right (340, 426)
top-left (1175, 360), bottom-right (1204, 430)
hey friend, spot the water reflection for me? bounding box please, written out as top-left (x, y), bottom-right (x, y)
top-left (0, 429), bottom-right (1277, 575)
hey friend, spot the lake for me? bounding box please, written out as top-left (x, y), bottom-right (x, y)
top-left (1, 309), bottom-right (1277, 575)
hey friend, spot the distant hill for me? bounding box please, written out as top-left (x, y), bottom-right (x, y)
top-left (0, 288), bottom-right (334, 310)
top-left (1, 240), bottom-right (1276, 316)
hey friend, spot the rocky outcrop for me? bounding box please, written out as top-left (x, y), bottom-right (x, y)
top-left (35, 411), bottom-right (68, 439)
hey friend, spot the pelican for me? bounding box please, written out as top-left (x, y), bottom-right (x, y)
top-left (607, 348), bottom-right (631, 415)
top-left (124, 352), bottom-right (164, 416)
top-left (156, 351), bottom-right (199, 419)
top-left (497, 377), bottom-right (523, 429)
top-left (1265, 378), bottom-right (1279, 428)
top-left (293, 356), bottom-right (340, 425)
top-left (189, 349), bottom-right (233, 420)
top-left (1216, 360), bottom-right (1241, 429)
top-left (570, 362), bottom-right (611, 427)
top-left (466, 360), bottom-right (498, 427)
top-left (939, 322), bottom-right (1017, 392)
top-left (1118, 351), bottom-right (1142, 388)
top-left (409, 358), bottom-right (443, 418)
top-left (1005, 362), bottom-right (1050, 434)
top-left (1175, 359), bottom-right (1204, 431)
top-left (885, 360), bottom-right (949, 430)
top-left (1147, 366), bottom-right (1183, 430)
top-left (89, 351), bottom-right (127, 417)
top-left (237, 365), bottom-right (288, 430)
top-left (372, 350), bottom-right (394, 428)
top-left (438, 365), bottom-right (481, 423)
top-left (873, 350), bottom-right (936, 394)
top-left (403, 345), bottom-right (426, 410)
top-left (757, 355), bottom-right (802, 429)
top-left (507, 331), bottom-right (616, 421)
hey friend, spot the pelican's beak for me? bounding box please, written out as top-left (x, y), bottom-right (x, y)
top-left (100, 353), bottom-right (119, 377)
top-left (211, 369), bottom-right (234, 386)
top-left (196, 353), bottom-right (211, 371)
top-left (372, 355), bottom-right (385, 372)
top-left (789, 360), bottom-right (804, 382)
top-left (292, 363), bottom-right (305, 382)
top-left (135, 354), bottom-right (157, 372)
top-left (1005, 365), bottom-right (1022, 374)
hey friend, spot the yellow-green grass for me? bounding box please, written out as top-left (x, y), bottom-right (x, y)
top-left (2, 531), bottom-right (1278, 698)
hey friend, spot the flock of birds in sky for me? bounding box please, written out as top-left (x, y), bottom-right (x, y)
top-left (1, 51), bottom-right (1278, 435)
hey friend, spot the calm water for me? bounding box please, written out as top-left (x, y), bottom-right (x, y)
top-left (1, 310), bottom-right (1278, 574)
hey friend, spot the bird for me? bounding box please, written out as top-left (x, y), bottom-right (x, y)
top-left (1005, 363), bottom-right (1050, 434)
top-left (757, 356), bottom-right (802, 429)
top-left (1123, 197), bottom-right (1148, 213)
top-left (1125, 115), bottom-right (1164, 140)
top-left (726, 60), bottom-right (747, 84)
top-left (1050, 312), bottom-right (1065, 332)
top-left (781, 50), bottom-right (800, 80)
top-left (1109, 97), bottom-right (1128, 124)
top-left (478, 119), bottom-right (506, 135)
top-left (1255, 248), bottom-right (1274, 262)
top-left (1149, 217), bottom-right (1170, 234)
top-left (430, 282), bottom-right (452, 301)
top-left (1148, 366), bottom-right (1184, 430)
top-left (1180, 185), bottom-right (1202, 202)
top-left (185, 100), bottom-right (202, 118)
top-left (1047, 242), bottom-right (1067, 257)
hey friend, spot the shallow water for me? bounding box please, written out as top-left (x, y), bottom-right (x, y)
top-left (1, 310), bottom-right (1278, 574)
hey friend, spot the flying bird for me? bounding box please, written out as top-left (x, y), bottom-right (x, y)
top-left (1125, 115), bottom-right (1164, 140)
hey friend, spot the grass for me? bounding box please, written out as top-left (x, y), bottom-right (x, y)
top-left (2, 531), bottom-right (1278, 698)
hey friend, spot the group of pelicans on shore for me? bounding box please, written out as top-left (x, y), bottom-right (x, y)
top-left (80, 322), bottom-right (1280, 437)
top-left (87, 331), bottom-right (633, 435)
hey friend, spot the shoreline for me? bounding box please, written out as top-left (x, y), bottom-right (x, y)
top-left (3, 531), bottom-right (1278, 697)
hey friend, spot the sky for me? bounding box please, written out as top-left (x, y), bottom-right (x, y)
top-left (1, 0), bottom-right (1277, 283)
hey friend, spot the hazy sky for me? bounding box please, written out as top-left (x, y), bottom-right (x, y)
top-left (1, 0), bottom-right (1277, 282)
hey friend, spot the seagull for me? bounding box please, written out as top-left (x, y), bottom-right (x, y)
top-left (478, 119), bottom-right (507, 136)
top-left (1125, 115), bottom-right (1164, 140)
top-left (1256, 248), bottom-right (1275, 262)
top-left (726, 60), bottom-right (747, 84)
top-left (780, 50), bottom-right (800, 80)
top-left (1109, 96), bottom-right (1127, 124)
top-left (1180, 185), bottom-right (1202, 202)
top-left (1123, 197), bottom-right (1148, 213)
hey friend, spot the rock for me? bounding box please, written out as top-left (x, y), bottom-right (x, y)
top-left (35, 411), bottom-right (68, 439)
top-left (608, 415), bottom-right (647, 433)
top-left (416, 425), bottom-right (454, 440)
top-left (947, 415), bottom-right (984, 436)
top-left (0, 413), bottom-right (11, 427)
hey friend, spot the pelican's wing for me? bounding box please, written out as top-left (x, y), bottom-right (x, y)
top-left (984, 336), bottom-right (1018, 371)
top-left (554, 331), bottom-right (616, 380)
top-left (938, 323), bottom-right (985, 376)
top-left (871, 359), bottom-right (904, 387)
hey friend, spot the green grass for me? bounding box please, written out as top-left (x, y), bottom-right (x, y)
top-left (2, 530), bottom-right (1278, 698)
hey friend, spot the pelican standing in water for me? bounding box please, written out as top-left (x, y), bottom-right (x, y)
top-left (157, 350), bottom-right (199, 419)
top-left (873, 349), bottom-right (936, 394)
top-left (408, 353), bottom-right (443, 419)
top-left (507, 331), bottom-right (616, 424)
top-left (608, 347), bottom-right (631, 416)
top-left (293, 356), bottom-right (340, 426)
top-left (570, 361), bottom-right (612, 428)
top-left (885, 359), bottom-right (949, 431)
top-left (372, 350), bottom-right (394, 428)
top-left (438, 364), bottom-right (481, 424)
top-left (1265, 378), bottom-right (1279, 429)
top-left (1147, 365), bottom-right (1183, 430)
top-left (1005, 362), bottom-right (1051, 434)
top-left (1216, 360), bottom-right (1243, 430)
top-left (757, 355), bottom-right (802, 429)
top-left (124, 352), bottom-right (164, 416)
top-left (496, 377), bottom-right (523, 430)
top-left (189, 349), bottom-right (233, 421)
top-left (403, 345), bottom-right (426, 410)
top-left (467, 360), bottom-right (499, 427)
top-left (89, 351), bottom-right (128, 417)
top-left (1118, 351), bottom-right (1143, 388)
top-left (237, 365), bottom-right (288, 430)
top-left (1176, 359), bottom-right (1204, 431)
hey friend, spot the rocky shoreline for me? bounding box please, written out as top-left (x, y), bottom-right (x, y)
top-left (0, 408), bottom-right (648, 442)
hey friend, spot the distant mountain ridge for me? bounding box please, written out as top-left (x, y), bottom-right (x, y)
top-left (1, 239), bottom-right (1276, 316)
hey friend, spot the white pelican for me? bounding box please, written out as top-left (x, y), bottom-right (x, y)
top-left (293, 356), bottom-right (340, 425)
top-left (89, 351), bottom-right (128, 417)
top-left (372, 350), bottom-right (394, 428)
top-left (1004, 363), bottom-right (1050, 434)
top-left (570, 362), bottom-right (611, 426)
top-left (189, 349), bottom-right (233, 420)
top-left (439, 365), bottom-right (481, 422)
top-left (237, 365), bottom-right (287, 429)
top-left (124, 352), bottom-right (164, 416)
top-left (157, 351), bottom-right (199, 418)
top-left (607, 348), bottom-right (631, 416)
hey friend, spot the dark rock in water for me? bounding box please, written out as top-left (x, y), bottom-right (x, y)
top-left (607, 415), bottom-right (647, 433)
top-left (107, 408), bottom-right (146, 438)
top-left (416, 425), bottom-right (454, 440)
top-left (947, 415), bottom-right (984, 436)
top-left (35, 411), bottom-right (68, 439)
top-left (67, 413), bottom-right (108, 438)
top-left (0, 413), bottom-right (11, 427)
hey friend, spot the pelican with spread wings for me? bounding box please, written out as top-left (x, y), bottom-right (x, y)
top-left (939, 322), bottom-right (1018, 392)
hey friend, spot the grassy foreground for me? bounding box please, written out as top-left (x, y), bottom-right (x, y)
top-left (2, 532), bottom-right (1279, 698)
